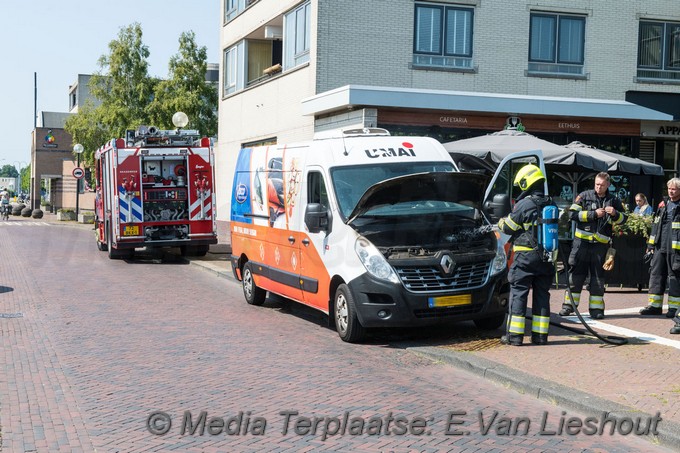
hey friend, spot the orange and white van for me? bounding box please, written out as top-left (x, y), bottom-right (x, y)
top-left (230, 128), bottom-right (543, 342)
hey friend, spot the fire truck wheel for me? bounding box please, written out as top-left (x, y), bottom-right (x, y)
top-left (242, 262), bottom-right (266, 305)
top-left (334, 284), bottom-right (366, 343)
top-left (473, 313), bottom-right (506, 330)
top-left (97, 239), bottom-right (108, 252)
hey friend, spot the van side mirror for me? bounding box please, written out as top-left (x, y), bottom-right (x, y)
top-left (305, 203), bottom-right (331, 234)
top-left (484, 194), bottom-right (511, 223)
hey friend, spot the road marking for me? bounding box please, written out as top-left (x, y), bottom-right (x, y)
top-left (560, 307), bottom-right (680, 350)
top-left (0, 221), bottom-right (50, 226)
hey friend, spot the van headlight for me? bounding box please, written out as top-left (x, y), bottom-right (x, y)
top-left (355, 237), bottom-right (399, 283)
top-left (490, 231), bottom-right (508, 276)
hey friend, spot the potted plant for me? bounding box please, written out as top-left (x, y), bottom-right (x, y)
top-left (56, 208), bottom-right (76, 221)
top-left (607, 212), bottom-right (653, 290)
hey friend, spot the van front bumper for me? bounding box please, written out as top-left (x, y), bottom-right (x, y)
top-left (346, 271), bottom-right (508, 328)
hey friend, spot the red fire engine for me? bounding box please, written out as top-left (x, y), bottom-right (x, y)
top-left (94, 119), bottom-right (217, 259)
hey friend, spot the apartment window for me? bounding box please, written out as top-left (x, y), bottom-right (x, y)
top-left (528, 13), bottom-right (585, 76)
top-left (283, 1), bottom-right (311, 70)
top-left (224, 0), bottom-right (260, 22)
top-left (413, 3), bottom-right (473, 69)
top-left (638, 21), bottom-right (680, 82)
top-left (223, 43), bottom-right (245, 95)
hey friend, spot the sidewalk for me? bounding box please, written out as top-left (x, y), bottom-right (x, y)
top-left (18, 213), bottom-right (680, 449)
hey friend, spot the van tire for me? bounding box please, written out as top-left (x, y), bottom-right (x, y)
top-left (334, 284), bottom-right (365, 343)
top-left (474, 313), bottom-right (506, 330)
top-left (242, 262), bottom-right (266, 305)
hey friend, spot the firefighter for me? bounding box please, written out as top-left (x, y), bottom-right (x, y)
top-left (559, 172), bottom-right (627, 319)
top-left (640, 177), bottom-right (680, 334)
top-left (498, 164), bottom-right (555, 346)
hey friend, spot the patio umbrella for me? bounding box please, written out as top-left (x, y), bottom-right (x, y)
top-left (443, 129), bottom-right (610, 173)
top-left (565, 141), bottom-right (664, 176)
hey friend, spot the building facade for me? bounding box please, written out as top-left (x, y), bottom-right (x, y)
top-left (218, 0), bottom-right (680, 216)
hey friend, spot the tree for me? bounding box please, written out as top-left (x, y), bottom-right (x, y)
top-left (148, 31), bottom-right (218, 136)
top-left (64, 101), bottom-right (110, 166)
top-left (90, 22), bottom-right (155, 138)
top-left (0, 165), bottom-right (19, 178)
top-left (20, 164), bottom-right (30, 193)
top-left (66, 22), bottom-right (155, 163)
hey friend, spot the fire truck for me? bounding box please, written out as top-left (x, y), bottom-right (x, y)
top-left (94, 119), bottom-right (217, 259)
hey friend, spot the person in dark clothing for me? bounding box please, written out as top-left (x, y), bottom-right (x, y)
top-left (559, 172), bottom-right (627, 320)
top-left (640, 177), bottom-right (680, 334)
top-left (498, 164), bottom-right (556, 346)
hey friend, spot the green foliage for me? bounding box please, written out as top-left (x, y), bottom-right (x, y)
top-left (148, 31), bottom-right (218, 136)
top-left (92, 22), bottom-right (154, 137)
top-left (64, 24), bottom-right (217, 169)
top-left (0, 164), bottom-right (19, 178)
top-left (20, 164), bottom-right (30, 193)
top-left (612, 213), bottom-right (653, 238)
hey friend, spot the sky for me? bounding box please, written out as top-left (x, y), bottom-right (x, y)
top-left (0, 0), bottom-right (220, 169)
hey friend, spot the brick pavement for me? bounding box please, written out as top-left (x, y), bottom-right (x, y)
top-left (0, 213), bottom-right (677, 451)
top-left (200, 220), bottom-right (680, 449)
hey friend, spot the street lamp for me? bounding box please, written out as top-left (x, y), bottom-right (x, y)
top-left (74, 144), bottom-right (84, 216)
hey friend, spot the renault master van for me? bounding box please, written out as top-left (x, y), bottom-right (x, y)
top-left (230, 128), bottom-right (542, 342)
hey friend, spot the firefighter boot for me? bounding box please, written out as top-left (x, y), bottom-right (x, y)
top-left (559, 305), bottom-right (574, 316)
top-left (531, 333), bottom-right (548, 345)
top-left (589, 309), bottom-right (605, 320)
top-left (640, 306), bottom-right (662, 316)
top-left (666, 308), bottom-right (677, 319)
top-left (670, 323), bottom-right (680, 335)
top-left (500, 334), bottom-right (523, 346)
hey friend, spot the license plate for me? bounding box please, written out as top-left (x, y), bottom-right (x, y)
top-left (123, 225), bottom-right (139, 236)
top-left (429, 294), bottom-right (471, 308)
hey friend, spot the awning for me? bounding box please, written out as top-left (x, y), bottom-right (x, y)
top-left (302, 85), bottom-right (673, 121)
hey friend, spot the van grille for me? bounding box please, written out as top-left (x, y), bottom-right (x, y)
top-left (395, 261), bottom-right (490, 293)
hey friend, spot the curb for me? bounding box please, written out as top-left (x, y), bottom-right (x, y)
top-left (408, 345), bottom-right (680, 450)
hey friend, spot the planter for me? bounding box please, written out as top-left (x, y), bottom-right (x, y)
top-left (78, 212), bottom-right (95, 224)
top-left (56, 211), bottom-right (76, 221)
top-left (40, 205), bottom-right (50, 212)
top-left (605, 235), bottom-right (650, 290)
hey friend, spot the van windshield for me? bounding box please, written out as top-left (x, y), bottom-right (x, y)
top-left (330, 162), bottom-right (456, 219)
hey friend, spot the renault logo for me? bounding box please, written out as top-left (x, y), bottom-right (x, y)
top-left (440, 254), bottom-right (455, 275)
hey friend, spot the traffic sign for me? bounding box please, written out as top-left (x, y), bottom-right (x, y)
top-left (72, 167), bottom-right (85, 179)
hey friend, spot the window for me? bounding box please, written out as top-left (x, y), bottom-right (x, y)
top-left (223, 42), bottom-right (244, 95)
top-left (638, 21), bottom-right (680, 81)
top-left (528, 13), bottom-right (585, 76)
top-left (224, 0), bottom-right (259, 22)
top-left (413, 3), bottom-right (473, 69)
top-left (307, 171), bottom-right (329, 207)
top-left (283, 1), bottom-right (311, 70)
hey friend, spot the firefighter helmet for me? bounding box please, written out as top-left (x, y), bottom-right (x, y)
top-left (514, 164), bottom-right (545, 191)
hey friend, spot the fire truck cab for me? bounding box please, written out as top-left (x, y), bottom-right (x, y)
top-left (94, 120), bottom-right (217, 259)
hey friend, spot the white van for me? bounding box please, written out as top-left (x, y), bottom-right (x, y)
top-left (230, 128), bottom-right (544, 342)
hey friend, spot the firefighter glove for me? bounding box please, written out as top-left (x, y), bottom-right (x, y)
top-left (602, 247), bottom-right (616, 271)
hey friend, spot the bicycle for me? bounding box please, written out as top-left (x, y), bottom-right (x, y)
top-left (1, 204), bottom-right (9, 221)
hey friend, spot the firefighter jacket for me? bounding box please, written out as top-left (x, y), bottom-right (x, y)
top-left (648, 198), bottom-right (680, 253)
top-left (569, 189), bottom-right (626, 244)
top-left (498, 191), bottom-right (553, 254)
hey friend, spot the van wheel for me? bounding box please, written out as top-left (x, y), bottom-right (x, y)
top-left (334, 284), bottom-right (365, 343)
top-left (242, 262), bottom-right (266, 305)
top-left (474, 313), bottom-right (506, 330)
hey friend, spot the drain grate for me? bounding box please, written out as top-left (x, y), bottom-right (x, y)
top-left (443, 336), bottom-right (503, 351)
top-left (0, 313), bottom-right (24, 319)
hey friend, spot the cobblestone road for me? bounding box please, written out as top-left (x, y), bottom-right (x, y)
top-left (0, 223), bottom-right (673, 452)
